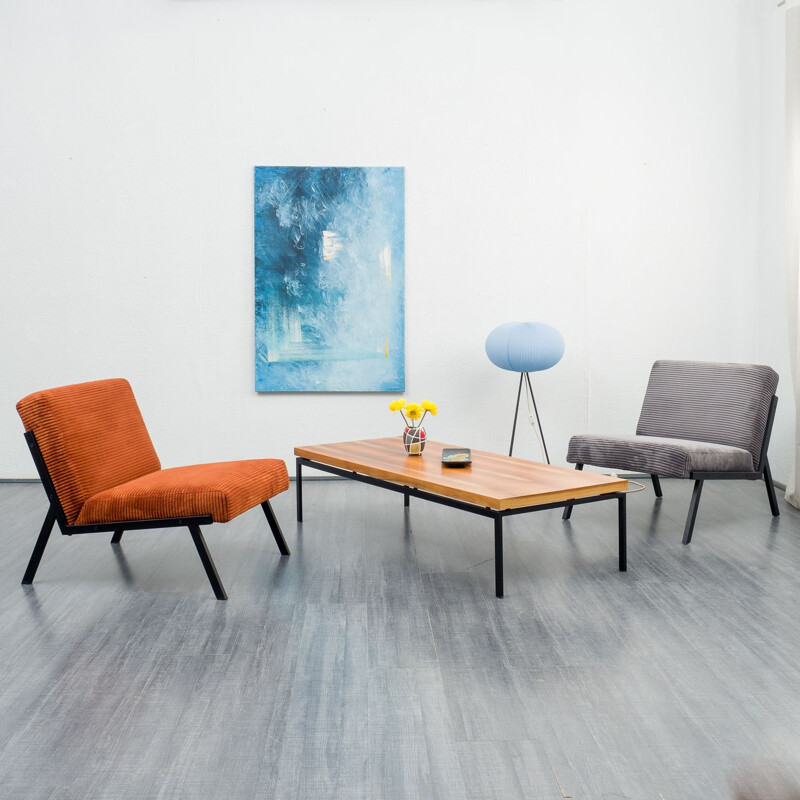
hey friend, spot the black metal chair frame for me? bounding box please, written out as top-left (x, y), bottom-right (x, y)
top-left (20, 431), bottom-right (290, 600)
top-left (562, 396), bottom-right (780, 544)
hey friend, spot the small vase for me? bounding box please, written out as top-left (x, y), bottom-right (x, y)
top-left (403, 426), bottom-right (426, 455)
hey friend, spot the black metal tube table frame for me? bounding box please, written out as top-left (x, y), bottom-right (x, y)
top-left (295, 456), bottom-right (627, 598)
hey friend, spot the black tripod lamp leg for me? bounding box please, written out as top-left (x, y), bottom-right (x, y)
top-left (508, 373), bottom-right (524, 457)
top-left (524, 372), bottom-right (550, 464)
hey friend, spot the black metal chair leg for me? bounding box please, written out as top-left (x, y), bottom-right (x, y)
top-left (22, 506), bottom-right (57, 585)
top-left (763, 460), bottom-right (780, 517)
top-left (188, 524), bottom-right (227, 600)
top-left (562, 464), bottom-right (584, 520)
top-left (651, 474), bottom-right (662, 498)
top-left (261, 501), bottom-right (290, 555)
top-left (110, 528), bottom-right (124, 544)
top-left (682, 480), bottom-right (704, 545)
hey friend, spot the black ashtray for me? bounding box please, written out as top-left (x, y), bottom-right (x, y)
top-left (441, 448), bottom-right (472, 467)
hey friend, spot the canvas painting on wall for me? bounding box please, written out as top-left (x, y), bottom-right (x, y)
top-left (254, 166), bottom-right (405, 392)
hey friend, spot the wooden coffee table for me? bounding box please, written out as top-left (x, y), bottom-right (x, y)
top-left (293, 438), bottom-right (629, 597)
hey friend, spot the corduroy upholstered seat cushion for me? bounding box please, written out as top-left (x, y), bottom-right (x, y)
top-left (566, 361), bottom-right (778, 479)
top-left (635, 360), bottom-right (778, 466)
top-left (566, 434), bottom-right (754, 479)
top-left (16, 379), bottom-right (162, 524)
top-left (76, 459), bottom-right (290, 525)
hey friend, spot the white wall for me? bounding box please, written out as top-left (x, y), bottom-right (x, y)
top-left (757, 0), bottom-right (795, 485)
top-left (0, 0), bottom-right (767, 478)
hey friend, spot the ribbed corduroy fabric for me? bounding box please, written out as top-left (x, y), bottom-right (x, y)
top-left (17, 378), bottom-right (290, 526)
top-left (76, 459), bottom-right (290, 524)
top-left (635, 361), bottom-right (778, 468)
top-left (566, 361), bottom-right (778, 476)
top-left (17, 379), bottom-right (162, 524)
top-left (566, 434), bottom-right (754, 479)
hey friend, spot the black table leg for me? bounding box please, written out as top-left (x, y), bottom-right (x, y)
top-left (295, 458), bottom-right (303, 522)
top-left (294, 456), bottom-right (629, 598)
top-left (618, 493), bottom-right (627, 571)
top-left (494, 515), bottom-right (504, 598)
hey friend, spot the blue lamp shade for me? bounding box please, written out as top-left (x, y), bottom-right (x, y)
top-left (485, 322), bottom-right (565, 373)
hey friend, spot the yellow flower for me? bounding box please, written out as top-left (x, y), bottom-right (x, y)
top-left (389, 398), bottom-right (407, 412)
top-left (405, 402), bottom-right (423, 421)
top-left (421, 399), bottom-right (438, 416)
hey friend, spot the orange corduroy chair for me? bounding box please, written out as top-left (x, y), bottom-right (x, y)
top-left (16, 378), bottom-right (290, 599)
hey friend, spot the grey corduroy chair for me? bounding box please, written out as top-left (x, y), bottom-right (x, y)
top-left (563, 360), bottom-right (780, 544)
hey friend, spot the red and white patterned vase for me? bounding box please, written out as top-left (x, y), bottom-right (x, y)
top-left (403, 426), bottom-right (426, 455)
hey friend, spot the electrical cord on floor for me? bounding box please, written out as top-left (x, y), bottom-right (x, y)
top-left (525, 388), bottom-right (547, 463)
top-left (605, 473), bottom-right (646, 493)
top-left (520, 399), bottom-right (647, 495)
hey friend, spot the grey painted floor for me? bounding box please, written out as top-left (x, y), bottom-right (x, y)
top-left (1, 478), bottom-right (800, 799)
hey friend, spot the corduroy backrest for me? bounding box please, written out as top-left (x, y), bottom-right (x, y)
top-left (17, 379), bottom-right (161, 524)
top-left (636, 360), bottom-right (778, 468)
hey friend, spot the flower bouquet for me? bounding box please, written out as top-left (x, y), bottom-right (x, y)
top-left (389, 398), bottom-right (438, 455)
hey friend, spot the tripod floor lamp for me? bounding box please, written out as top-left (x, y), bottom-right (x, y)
top-left (485, 322), bottom-right (565, 462)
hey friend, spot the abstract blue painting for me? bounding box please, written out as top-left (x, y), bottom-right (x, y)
top-left (254, 166), bottom-right (405, 392)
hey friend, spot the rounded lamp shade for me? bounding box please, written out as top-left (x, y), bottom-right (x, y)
top-left (485, 322), bottom-right (565, 372)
